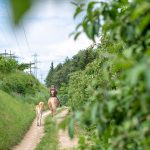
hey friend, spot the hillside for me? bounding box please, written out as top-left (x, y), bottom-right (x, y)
top-left (0, 90), bottom-right (34, 150)
top-left (0, 56), bottom-right (49, 149)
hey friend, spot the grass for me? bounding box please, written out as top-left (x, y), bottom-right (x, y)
top-left (35, 116), bottom-right (58, 150)
top-left (0, 90), bottom-right (35, 150)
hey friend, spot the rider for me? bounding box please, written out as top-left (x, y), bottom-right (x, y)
top-left (50, 85), bottom-right (57, 97)
top-left (50, 85), bottom-right (61, 106)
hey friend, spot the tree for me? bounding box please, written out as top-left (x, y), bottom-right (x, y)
top-left (50, 62), bottom-right (54, 72)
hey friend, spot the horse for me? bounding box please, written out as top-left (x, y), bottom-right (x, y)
top-left (48, 90), bottom-right (60, 116)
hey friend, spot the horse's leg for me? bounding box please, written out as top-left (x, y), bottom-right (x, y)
top-left (48, 102), bottom-right (53, 117)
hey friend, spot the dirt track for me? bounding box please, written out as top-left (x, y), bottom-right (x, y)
top-left (13, 111), bottom-right (50, 150)
top-left (56, 109), bottom-right (78, 150)
top-left (13, 108), bottom-right (78, 150)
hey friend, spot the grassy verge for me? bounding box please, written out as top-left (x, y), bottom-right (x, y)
top-left (0, 90), bottom-right (35, 150)
top-left (35, 116), bottom-right (58, 150)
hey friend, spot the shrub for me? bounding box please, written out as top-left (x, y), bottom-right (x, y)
top-left (1, 71), bottom-right (40, 95)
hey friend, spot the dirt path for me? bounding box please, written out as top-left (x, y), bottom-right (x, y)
top-left (13, 111), bottom-right (50, 150)
top-left (13, 108), bottom-right (78, 150)
top-left (56, 108), bottom-right (78, 150)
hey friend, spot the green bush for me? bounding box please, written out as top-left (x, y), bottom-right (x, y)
top-left (0, 56), bottom-right (18, 73)
top-left (1, 71), bottom-right (40, 95)
top-left (57, 84), bottom-right (69, 106)
top-left (54, 0), bottom-right (150, 149)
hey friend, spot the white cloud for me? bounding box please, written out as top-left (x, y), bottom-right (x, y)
top-left (0, 0), bottom-right (92, 83)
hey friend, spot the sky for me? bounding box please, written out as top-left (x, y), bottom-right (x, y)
top-left (0, 0), bottom-right (92, 83)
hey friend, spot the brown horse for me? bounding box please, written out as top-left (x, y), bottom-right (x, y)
top-left (48, 90), bottom-right (60, 116)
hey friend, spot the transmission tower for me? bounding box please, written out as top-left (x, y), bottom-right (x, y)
top-left (32, 53), bottom-right (39, 78)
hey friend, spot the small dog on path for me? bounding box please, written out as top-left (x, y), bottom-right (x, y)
top-left (35, 102), bottom-right (44, 126)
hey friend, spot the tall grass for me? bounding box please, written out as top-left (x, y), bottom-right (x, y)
top-left (0, 90), bottom-right (35, 150)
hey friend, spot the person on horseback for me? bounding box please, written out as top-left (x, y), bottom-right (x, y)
top-left (48, 85), bottom-right (60, 116)
top-left (50, 85), bottom-right (57, 97)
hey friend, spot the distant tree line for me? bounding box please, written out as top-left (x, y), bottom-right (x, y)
top-left (45, 47), bottom-right (97, 88)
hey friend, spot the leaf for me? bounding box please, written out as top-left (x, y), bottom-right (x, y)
top-left (91, 104), bottom-right (98, 123)
top-left (71, 1), bottom-right (78, 6)
top-left (137, 13), bottom-right (150, 35)
top-left (107, 100), bottom-right (117, 113)
top-left (69, 31), bottom-right (76, 38)
top-left (74, 32), bottom-right (81, 40)
top-left (145, 66), bottom-right (150, 91)
top-left (79, 136), bottom-right (85, 145)
top-left (131, 2), bottom-right (150, 21)
top-left (75, 23), bottom-right (82, 31)
top-left (87, 1), bottom-right (99, 14)
top-left (83, 21), bottom-right (95, 41)
top-left (74, 111), bottom-right (82, 120)
top-left (68, 118), bottom-right (74, 139)
top-left (73, 4), bottom-right (85, 19)
top-left (9, 0), bottom-right (33, 25)
top-left (127, 63), bottom-right (146, 86)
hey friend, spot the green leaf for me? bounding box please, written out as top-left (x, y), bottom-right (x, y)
top-left (9, 0), bottom-right (33, 25)
top-left (107, 100), bottom-right (116, 113)
top-left (83, 21), bottom-right (95, 41)
top-left (73, 4), bottom-right (85, 19)
top-left (68, 118), bottom-right (74, 139)
top-left (127, 63), bottom-right (146, 86)
top-left (74, 32), bottom-right (82, 40)
top-left (87, 1), bottom-right (99, 14)
top-left (75, 23), bottom-right (82, 31)
top-left (91, 104), bottom-right (98, 123)
top-left (145, 66), bottom-right (150, 90)
top-left (71, 1), bottom-right (78, 6)
top-left (137, 13), bottom-right (150, 35)
top-left (131, 2), bottom-right (150, 21)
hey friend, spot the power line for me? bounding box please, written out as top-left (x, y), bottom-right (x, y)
top-left (4, 3), bottom-right (23, 56)
top-left (22, 24), bottom-right (32, 54)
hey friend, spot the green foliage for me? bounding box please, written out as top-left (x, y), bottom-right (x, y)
top-left (0, 90), bottom-right (35, 150)
top-left (46, 48), bottom-right (97, 88)
top-left (17, 63), bottom-right (30, 71)
top-left (59, 0), bottom-right (150, 147)
top-left (0, 71), bottom-right (40, 95)
top-left (0, 56), bottom-right (18, 73)
top-left (0, 56), bottom-right (48, 103)
top-left (57, 84), bottom-right (69, 106)
top-left (9, 0), bottom-right (33, 25)
top-left (0, 56), bottom-right (29, 73)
